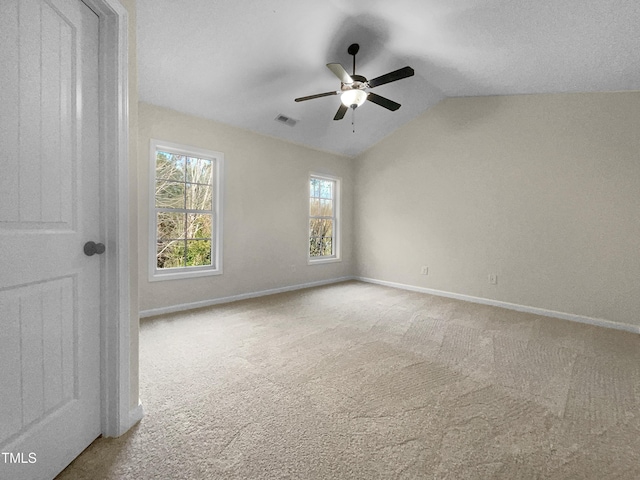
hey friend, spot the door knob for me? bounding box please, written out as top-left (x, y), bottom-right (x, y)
top-left (84, 241), bottom-right (106, 256)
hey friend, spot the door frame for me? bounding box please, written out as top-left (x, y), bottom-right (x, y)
top-left (82, 0), bottom-right (136, 437)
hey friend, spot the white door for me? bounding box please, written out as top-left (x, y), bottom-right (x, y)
top-left (0, 0), bottom-right (102, 479)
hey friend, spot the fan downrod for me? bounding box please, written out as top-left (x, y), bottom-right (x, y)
top-left (348, 43), bottom-right (360, 76)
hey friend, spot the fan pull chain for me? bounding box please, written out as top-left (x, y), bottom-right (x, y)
top-left (352, 107), bottom-right (356, 133)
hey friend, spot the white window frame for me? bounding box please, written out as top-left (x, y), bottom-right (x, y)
top-left (308, 173), bottom-right (341, 265)
top-left (149, 139), bottom-right (224, 281)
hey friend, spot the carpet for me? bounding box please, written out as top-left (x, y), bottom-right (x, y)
top-left (57, 281), bottom-right (640, 479)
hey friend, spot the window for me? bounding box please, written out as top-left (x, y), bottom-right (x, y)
top-left (309, 174), bottom-right (340, 263)
top-left (149, 139), bottom-right (223, 281)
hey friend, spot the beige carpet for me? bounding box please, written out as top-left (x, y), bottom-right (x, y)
top-left (58, 281), bottom-right (640, 479)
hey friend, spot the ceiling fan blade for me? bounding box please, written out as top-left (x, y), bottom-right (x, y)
top-left (294, 91), bottom-right (339, 102)
top-left (367, 66), bottom-right (414, 89)
top-left (333, 104), bottom-right (348, 121)
top-left (327, 63), bottom-right (354, 84)
top-left (367, 92), bottom-right (401, 111)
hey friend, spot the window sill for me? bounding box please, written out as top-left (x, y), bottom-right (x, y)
top-left (149, 267), bottom-right (222, 282)
top-left (308, 257), bottom-right (342, 266)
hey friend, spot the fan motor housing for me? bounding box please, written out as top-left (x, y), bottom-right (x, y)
top-left (342, 74), bottom-right (368, 91)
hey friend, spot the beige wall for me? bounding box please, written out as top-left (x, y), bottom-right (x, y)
top-left (137, 93), bottom-right (640, 328)
top-left (354, 92), bottom-right (640, 327)
top-left (138, 103), bottom-right (354, 313)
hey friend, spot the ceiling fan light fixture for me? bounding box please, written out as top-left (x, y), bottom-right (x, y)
top-left (295, 44), bottom-right (414, 122)
top-left (340, 89), bottom-right (367, 108)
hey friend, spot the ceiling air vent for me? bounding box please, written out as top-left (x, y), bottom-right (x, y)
top-left (274, 114), bottom-right (297, 127)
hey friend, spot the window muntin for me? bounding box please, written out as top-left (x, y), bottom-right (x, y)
top-left (150, 140), bottom-right (223, 280)
top-left (309, 174), bottom-right (340, 262)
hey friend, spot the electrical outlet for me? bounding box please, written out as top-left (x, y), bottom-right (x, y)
top-left (421, 266), bottom-right (429, 275)
top-left (489, 274), bottom-right (498, 285)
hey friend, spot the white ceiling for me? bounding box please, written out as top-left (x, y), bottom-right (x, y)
top-left (137, 0), bottom-right (640, 157)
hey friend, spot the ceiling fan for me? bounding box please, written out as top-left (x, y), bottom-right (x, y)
top-left (295, 43), bottom-right (415, 121)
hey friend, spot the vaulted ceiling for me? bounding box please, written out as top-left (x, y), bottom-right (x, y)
top-left (137, 0), bottom-right (640, 157)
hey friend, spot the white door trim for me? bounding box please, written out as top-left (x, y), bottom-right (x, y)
top-left (81, 0), bottom-right (136, 437)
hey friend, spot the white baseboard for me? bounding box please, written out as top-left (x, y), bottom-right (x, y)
top-left (139, 276), bottom-right (355, 318)
top-left (356, 276), bottom-right (640, 334)
top-left (140, 274), bottom-right (638, 334)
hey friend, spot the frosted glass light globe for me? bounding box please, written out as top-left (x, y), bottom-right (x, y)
top-left (340, 89), bottom-right (367, 108)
